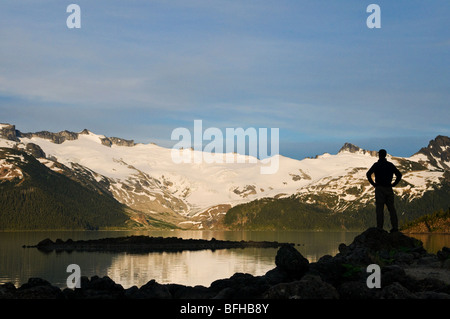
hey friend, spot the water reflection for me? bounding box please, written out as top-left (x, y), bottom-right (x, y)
top-left (408, 233), bottom-right (450, 253)
top-left (107, 248), bottom-right (277, 288)
top-left (0, 230), bottom-right (448, 289)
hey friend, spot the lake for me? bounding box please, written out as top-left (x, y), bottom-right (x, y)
top-left (0, 230), bottom-right (448, 289)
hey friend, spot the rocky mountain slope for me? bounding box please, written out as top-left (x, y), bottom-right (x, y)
top-left (0, 123), bottom-right (449, 230)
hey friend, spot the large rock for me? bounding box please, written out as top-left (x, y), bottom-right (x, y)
top-left (275, 244), bottom-right (309, 280)
top-left (26, 143), bottom-right (46, 158)
top-left (209, 273), bottom-right (271, 299)
top-left (67, 275), bottom-right (125, 299)
top-left (17, 278), bottom-right (61, 299)
top-left (0, 282), bottom-right (16, 299)
top-left (350, 227), bottom-right (423, 252)
top-left (134, 279), bottom-right (172, 299)
top-left (437, 247), bottom-right (450, 261)
top-left (334, 227), bottom-right (426, 266)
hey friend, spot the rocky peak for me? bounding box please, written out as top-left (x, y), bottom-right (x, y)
top-left (100, 137), bottom-right (135, 147)
top-left (2, 124), bottom-right (136, 148)
top-left (79, 129), bottom-right (91, 135)
top-left (18, 130), bottom-right (79, 144)
top-left (0, 123), bottom-right (20, 142)
top-left (414, 135), bottom-right (450, 170)
top-left (338, 143), bottom-right (378, 157)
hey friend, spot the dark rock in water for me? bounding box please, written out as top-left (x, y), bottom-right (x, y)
top-left (28, 235), bottom-right (290, 254)
top-left (275, 244), bottom-right (309, 280)
top-left (37, 238), bottom-right (54, 246)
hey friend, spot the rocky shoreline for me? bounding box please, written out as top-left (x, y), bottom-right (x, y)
top-left (2, 228), bottom-right (450, 299)
top-left (23, 235), bottom-right (291, 253)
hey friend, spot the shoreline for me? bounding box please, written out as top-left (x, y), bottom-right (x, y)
top-left (2, 228), bottom-right (449, 299)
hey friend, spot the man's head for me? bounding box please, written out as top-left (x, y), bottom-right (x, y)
top-left (378, 149), bottom-right (387, 159)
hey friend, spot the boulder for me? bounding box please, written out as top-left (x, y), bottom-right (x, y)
top-left (210, 273), bottom-right (271, 299)
top-left (275, 244), bottom-right (309, 280)
top-left (437, 247), bottom-right (450, 261)
top-left (0, 282), bottom-right (17, 299)
top-left (71, 276), bottom-right (125, 299)
top-left (334, 228), bottom-right (426, 266)
top-left (17, 278), bottom-right (61, 299)
top-left (25, 143), bottom-right (46, 158)
top-left (136, 279), bottom-right (172, 299)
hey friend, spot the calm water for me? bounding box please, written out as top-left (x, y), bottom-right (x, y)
top-left (0, 230), bottom-right (448, 289)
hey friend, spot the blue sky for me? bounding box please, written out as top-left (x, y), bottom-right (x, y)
top-left (0, 1), bottom-right (449, 160)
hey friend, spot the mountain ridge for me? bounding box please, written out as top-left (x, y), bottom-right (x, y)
top-left (1, 123), bottom-right (449, 230)
top-left (0, 123), bottom-right (136, 148)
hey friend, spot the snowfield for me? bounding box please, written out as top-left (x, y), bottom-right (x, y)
top-left (1, 127), bottom-right (447, 228)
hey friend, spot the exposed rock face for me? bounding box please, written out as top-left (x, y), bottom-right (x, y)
top-left (25, 143), bottom-right (46, 158)
top-left (338, 143), bottom-right (378, 157)
top-left (0, 124), bottom-right (20, 142)
top-left (100, 137), bottom-right (135, 147)
top-left (19, 130), bottom-right (79, 144)
top-left (7, 124), bottom-right (136, 148)
top-left (4, 228), bottom-right (449, 300)
top-left (414, 135), bottom-right (450, 170)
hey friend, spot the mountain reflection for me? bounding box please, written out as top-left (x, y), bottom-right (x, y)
top-left (106, 248), bottom-right (277, 288)
top-left (1, 230), bottom-right (447, 290)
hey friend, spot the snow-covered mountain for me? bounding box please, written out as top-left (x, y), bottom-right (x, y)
top-left (1, 123), bottom-right (449, 229)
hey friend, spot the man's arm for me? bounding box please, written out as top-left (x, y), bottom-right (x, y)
top-left (366, 164), bottom-right (377, 187)
top-left (392, 165), bottom-right (402, 187)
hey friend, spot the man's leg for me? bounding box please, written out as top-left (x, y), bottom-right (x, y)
top-left (385, 189), bottom-right (398, 232)
top-left (375, 187), bottom-right (385, 229)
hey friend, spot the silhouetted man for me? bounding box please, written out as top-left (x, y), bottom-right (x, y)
top-left (366, 149), bottom-right (402, 232)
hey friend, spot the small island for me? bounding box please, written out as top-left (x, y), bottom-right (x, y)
top-left (24, 235), bottom-right (292, 253)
